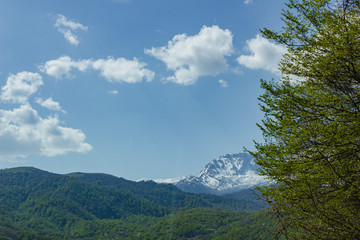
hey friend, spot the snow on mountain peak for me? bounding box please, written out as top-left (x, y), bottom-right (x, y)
top-left (174, 153), bottom-right (269, 195)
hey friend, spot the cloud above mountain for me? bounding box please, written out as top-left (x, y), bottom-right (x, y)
top-left (145, 25), bottom-right (233, 85)
top-left (92, 57), bottom-right (154, 83)
top-left (0, 104), bottom-right (92, 161)
top-left (0, 23), bottom-right (285, 164)
top-left (0, 72), bottom-right (91, 161)
top-left (54, 14), bottom-right (88, 46)
top-left (0, 72), bottom-right (43, 104)
top-left (39, 56), bottom-right (90, 79)
top-left (36, 97), bottom-right (66, 113)
top-left (40, 56), bottom-right (154, 83)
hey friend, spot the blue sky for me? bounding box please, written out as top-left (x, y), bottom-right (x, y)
top-left (0, 0), bottom-right (287, 180)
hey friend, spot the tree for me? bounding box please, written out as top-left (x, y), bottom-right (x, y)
top-left (249, 0), bottom-right (360, 239)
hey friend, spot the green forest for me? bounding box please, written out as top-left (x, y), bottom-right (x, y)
top-left (0, 167), bottom-right (273, 239)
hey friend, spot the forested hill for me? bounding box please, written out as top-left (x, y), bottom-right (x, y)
top-left (66, 171), bottom-right (262, 211)
top-left (0, 167), bottom-right (273, 239)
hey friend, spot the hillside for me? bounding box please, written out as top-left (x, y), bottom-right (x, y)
top-left (67, 171), bottom-right (264, 211)
top-left (0, 167), bottom-right (275, 239)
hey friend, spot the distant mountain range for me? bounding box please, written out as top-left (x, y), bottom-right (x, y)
top-left (155, 153), bottom-right (270, 195)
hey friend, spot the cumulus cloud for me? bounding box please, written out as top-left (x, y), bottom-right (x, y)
top-left (1, 72), bottom-right (43, 104)
top-left (39, 56), bottom-right (91, 79)
top-left (40, 56), bottom-right (154, 83)
top-left (145, 25), bottom-right (233, 85)
top-left (36, 97), bottom-right (66, 113)
top-left (244, 0), bottom-right (253, 4)
top-left (237, 34), bottom-right (287, 73)
top-left (92, 57), bottom-right (154, 83)
top-left (0, 70), bottom-right (91, 161)
top-left (55, 14), bottom-right (88, 46)
top-left (218, 79), bottom-right (229, 88)
top-left (0, 104), bottom-right (92, 161)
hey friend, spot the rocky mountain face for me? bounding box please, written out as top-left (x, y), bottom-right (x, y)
top-left (156, 153), bottom-right (269, 195)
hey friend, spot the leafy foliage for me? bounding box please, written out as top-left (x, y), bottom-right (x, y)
top-left (250, 0), bottom-right (360, 239)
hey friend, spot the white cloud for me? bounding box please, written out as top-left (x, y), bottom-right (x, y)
top-left (58, 28), bottom-right (80, 46)
top-left (1, 72), bottom-right (43, 104)
top-left (145, 25), bottom-right (233, 85)
top-left (92, 57), bottom-right (155, 83)
top-left (219, 79), bottom-right (229, 88)
top-left (0, 104), bottom-right (91, 161)
top-left (55, 14), bottom-right (88, 46)
top-left (55, 14), bottom-right (88, 31)
top-left (0, 70), bottom-right (91, 161)
top-left (244, 0), bottom-right (253, 4)
top-left (40, 56), bottom-right (154, 83)
top-left (109, 90), bottom-right (119, 95)
top-left (237, 34), bottom-right (287, 73)
top-left (36, 97), bottom-right (66, 113)
top-left (39, 56), bottom-right (91, 79)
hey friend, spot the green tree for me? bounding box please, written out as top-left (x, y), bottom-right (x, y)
top-left (250, 0), bottom-right (360, 239)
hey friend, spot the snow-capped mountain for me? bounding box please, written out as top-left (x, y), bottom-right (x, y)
top-left (153, 176), bottom-right (187, 184)
top-left (155, 153), bottom-right (269, 195)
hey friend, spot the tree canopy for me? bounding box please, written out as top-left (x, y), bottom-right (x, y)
top-left (250, 0), bottom-right (360, 239)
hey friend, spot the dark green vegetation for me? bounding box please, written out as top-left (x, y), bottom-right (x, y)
top-left (223, 189), bottom-right (267, 209)
top-left (0, 167), bottom-right (273, 239)
top-left (250, 0), bottom-right (360, 239)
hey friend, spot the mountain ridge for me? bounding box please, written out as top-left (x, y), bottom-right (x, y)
top-left (155, 153), bottom-right (269, 195)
